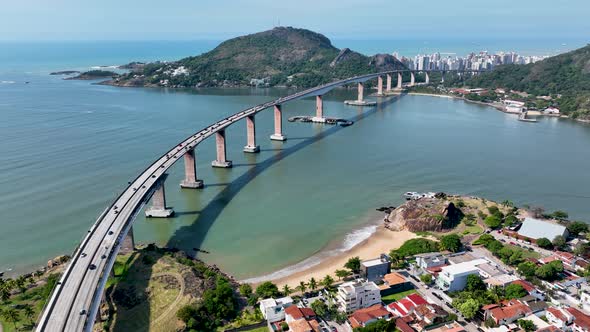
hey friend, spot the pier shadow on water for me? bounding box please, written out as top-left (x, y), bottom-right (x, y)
top-left (163, 94), bottom-right (401, 272)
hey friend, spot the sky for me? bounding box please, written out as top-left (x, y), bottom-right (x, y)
top-left (1, 0), bottom-right (589, 41)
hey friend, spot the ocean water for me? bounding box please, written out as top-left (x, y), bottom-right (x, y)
top-left (1, 40), bottom-right (590, 278)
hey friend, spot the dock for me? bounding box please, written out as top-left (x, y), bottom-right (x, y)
top-left (518, 112), bottom-right (538, 123)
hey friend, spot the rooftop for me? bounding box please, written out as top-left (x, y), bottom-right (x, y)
top-left (517, 217), bottom-right (568, 240)
top-left (447, 253), bottom-right (477, 265)
top-left (383, 272), bottom-right (407, 286)
top-left (441, 258), bottom-right (487, 276)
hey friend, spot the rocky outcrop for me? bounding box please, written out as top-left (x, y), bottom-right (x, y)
top-left (385, 198), bottom-right (463, 232)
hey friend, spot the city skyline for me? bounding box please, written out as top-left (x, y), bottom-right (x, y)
top-left (1, 0), bottom-right (590, 41)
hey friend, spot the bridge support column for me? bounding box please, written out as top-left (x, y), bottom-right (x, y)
top-left (180, 149), bottom-right (204, 188)
top-left (397, 73), bottom-right (402, 89)
top-left (243, 115), bottom-right (260, 153)
top-left (386, 74), bottom-right (392, 91)
top-left (425, 72), bottom-right (430, 84)
top-left (270, 104), bottom-right (286, 141)
top-left (357, 82), bottom-right (364, 101)
top-left (377, 76), bottom-right (384, 96)
top-left (410, 72), bottom-right (415, 86)
top-left (120, 226), bottom-right (135, 254)
top-left (145, 176), bottom-right (174, 218)
top-left (212, 129), bottom-right (232, 168)
top-left (312, 95), bottom-right (326, 122)
top-left (441, 72), bottom-right (445, 83)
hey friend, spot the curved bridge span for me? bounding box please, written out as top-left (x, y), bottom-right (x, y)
top-left (36, 68), bottom-right (482, 331)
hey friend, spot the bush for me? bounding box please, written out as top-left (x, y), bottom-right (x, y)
top-left (536, 238), bottom-right (553, 249)
top-left (567, 221), bottom-right (588, 236)
top-left (393, 238), bottom-right (439, 257)
top-left (439, 234), bottom-right (462, 253)
top-left (281, 322), bottom-right (289, 331)
top-left (420, 274), bottom-right (433, 284)
top-left (255, 281), bottom-right (280, 299)
top-left (484, 215), bottom-right (502, 228)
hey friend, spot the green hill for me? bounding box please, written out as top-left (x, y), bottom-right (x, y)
top-left (463, 44), bottom-right (590, 119)
top-left (109, 27), bottom-right (406, 89)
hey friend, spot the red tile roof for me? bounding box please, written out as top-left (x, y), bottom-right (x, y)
top-left (511, 279), bottom-right (535, 292)
top-left (285, 306), bottom-right (316, 320)
top-left (566, 307), bottom-right (590, 330)
top-left (349, 304), bottom-right (390, 328)
top-left (547, 307), bottom-right (568, 323)
top-left (399, 298), bottom-right (417, 312)
top-left (490, 303), bottom-right (531, 321)
top-left (407, 294), bottom-right (428, 306)
top-left (388, 302), bottom-right (408, 316)
top-left (395, 317), bottom-right (415, 332)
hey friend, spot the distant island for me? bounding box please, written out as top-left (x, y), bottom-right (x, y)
top-left (66, 70), bottom-right (119, 80)
top-left (49, 70), bottom-right (80, 76)
top-left (101, 27), bottom-right (406, 89)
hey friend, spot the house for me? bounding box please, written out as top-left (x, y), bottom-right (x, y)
top-left (511, 279), bottom-right (546, 300)
top-left (483, 300), bottom-right (532, 325)
top-left (381, 272), bottom-right (413, 295)
top-left (412, 303), bottom-right (448, 325)
top-left (260, 296), bottom-right (293, 323)
top-left (425, 322), bottom-right (465, 332)
top-left (386, 293), bottom-right (428, 317)
top-left (415, 253), bottom-right (447, 270)
top-left (545, 307), bottom-right (574, 330)
top-left (284, 306), bottom-right (320, 332)
top-left (519, 313), bottom-right (551, 330)
top-left (483, 274), bottom-right (519, 288)
top-left (436, 258), bottom-right (487, 291)
top-left (336, 280), bottom-right (381, 313)
top-left (566, 307), bottom-right (590, 332)
top-left (544, 107), bottom-right (560, 115)
top-left (516, 217), bottom-right (569, 243)
top-left (518, 295), bottom-right (548, 316)
top-left (361, 254), bottom-right (391, 282)
top-left (396, 316), bottom-right (415, 332)
top-left (348, 304), bottom-right (391, 329)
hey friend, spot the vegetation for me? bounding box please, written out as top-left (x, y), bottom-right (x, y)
top-left (505, 284), bottom-right (527, 299)
top-left (567, 221), bottom-right (589, 236)
top-left (390, 238), bottom-right (439, 258)
top-left (381, 289), bottom-right (418, 304)
top-left (420, 274), bottom-right (433, 284)
top-left (115, 27), bottom-right (405, 89)
top-left (255, 281), bottom-right (280, 299)
top-left (439, 234), bottom-right (462, 252)
top-left (353, 318), bottom-right (398, 331)
top-left (518, 319), bottom-right (537, 332)
top-left (344, 257), bottom-right (361, 274)
top-left (536, 238), bottom-right (553, 249)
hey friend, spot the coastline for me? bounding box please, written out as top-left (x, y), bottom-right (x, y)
top-left (243, 224), bottom-right (417, 288)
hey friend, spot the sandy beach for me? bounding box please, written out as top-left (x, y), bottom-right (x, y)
top-left (271, 226), bottom-right (417, 288)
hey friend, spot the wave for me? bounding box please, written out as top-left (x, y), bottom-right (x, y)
top-left (1, 81), bottom-right (16, 84)
top-left (241, 224), bottom-right (377, 284)
top-left (90, 65), bottom-right (118, 70)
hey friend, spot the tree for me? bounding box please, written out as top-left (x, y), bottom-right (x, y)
top-left (1, 308), bottom-right (20, 329)
top-left (536, 262), bottom-right (561, 281)
top-left (552, 235), bottom-right (567, 250)
top-left (518, 319), bottom-right (536, 332)
top-left (177, 304), bottom-right (197, 323)
top-left (458, 298), bottom-right (479, 319)
top-left (484, 215), bottom-right (502, 228)
top-left (420, 274), bottom-right (433, 284)
top-left (567, 221), bottom-right (588, 236)
top-left (311, 300), bottom-right (328, 317)
top-left (22, 303), bottom-right (35, 326)
top-left (466, 274), bottom-right (486, 292)
top-left (504, 214), bottom-right (518, 227)
top-left (531, 206), bottom-right (545, 218)
top-left (15, 276), bottom-right (27, 293)
top-left (256, 281), bottom-right (280, 299)
top-left (282, 284), bottom-right (292, 296)
top-left (551, 210), bottom-right (569, 221)
top-left (574, 242), bottom-right (590, 256)
top-left (335, 269), bottom-right (351, 281)
top-left (297, 281), bottom-right (307, 294)
top-left (321, 275), bottom-right (334, 289)
top-left (517, 262), bottom-right (537, 279)
top-left (502, 200), bottom-right (514, 208)
top-left (440, 234), bottom-right (462, 252)
top-left (505, 284), bottom-right (528, 299)
top-left (344, 257), bottom-right (361, 273)
top-left (308, 278), bottom-right (318, 292)
top-left (280, 321), bottom-right (289, 331)
top-left (239, 283), bottom-right (252, 297)
top-left (536, 238), bottom-right (553, 249)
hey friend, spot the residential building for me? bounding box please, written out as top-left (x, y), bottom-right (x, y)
top-left (436, 258), bottom-right (487, 291)
top-left (361, 254), bottom-right (391, 282)
top-left (336, 280), bottom-right (381, 313)
top-left (510, 280), bottom-right (546, 301)
top-left (284, 306), bottom-right (320, 332)
top-left (483, 300), bottom-right (532, 325)
top-left (546, 307), bottom-right (574, 329)
top-left (567, 307), bottom-right (590, 332)
top-left (483, 274), bottom-right (519, 288)
top-left (381, 272), bottom-right (413, 295)
top-left (426, 322), bottom-right (466, 332)
top-left (259, 296), bottom-right (293, 323)
top-left (415, 253), bottom-right (447, 269)
top-left (516, 217), bottom-right (569, 242)
top-left (348, 304), bottom-right (391, 329)
top-left (386, 293), bottom-right (428, 317)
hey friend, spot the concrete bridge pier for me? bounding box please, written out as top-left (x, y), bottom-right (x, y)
top-left (212, 129), bottom-right (232, 168)
top-left (180, 149), bottom-right (204, 188)
top-left (312, 95), bottom-right (326, 122)
top-left (120, 226), bottom-right (135, 254)
top-left (386, 74), bottom-right (392, 91)
top-left (410, 72), bottom-right (415, 86)
top-left (376, 76), bottom-right (384, 96)
top-left (397, 73), bottom-right (402, 89)
top-left (357, 82), bottom-right (364, 101)
top-left (270, 104), bottom-right (287, 141)
top-left (243, 115), bottom-right (260, 153)
top-left (425, 72), bottom-right (430, 84)
top-left (145, 176), bottom-right (174, 218)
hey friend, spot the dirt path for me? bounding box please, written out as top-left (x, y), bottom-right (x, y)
top-left (150, 272), bottom-right (186, 328)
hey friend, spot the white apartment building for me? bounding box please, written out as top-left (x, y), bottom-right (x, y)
top-left (259, 296), bottom-right (293, 323)
top-left (436, 258), bottom-right (487, 292)
top-left (336, 280), bottom-right (381, 313)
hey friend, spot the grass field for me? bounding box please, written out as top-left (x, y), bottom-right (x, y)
top-left (241, 327), bottom-right (268, 332)
top-left (381, 289), bottom-right (417, 304)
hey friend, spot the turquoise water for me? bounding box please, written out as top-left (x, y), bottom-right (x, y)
top-left (1, 41), bottom-right (590, 279)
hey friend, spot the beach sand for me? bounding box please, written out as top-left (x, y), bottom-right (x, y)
top-left (271, 226), bottom-right (417, 288)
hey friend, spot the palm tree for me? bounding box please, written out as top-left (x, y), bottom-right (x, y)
top-left (502, 200), bottom-right (514, 208)
top-left (297, 281), bottom-right (307, 294)
top-left (1, 307), bottom-right (20, 329)
top-left (16, 276), bottom-right (27, 293)
top-left (309, 278), bottom-right (318, 292)
top-left (321, 275), bottom-right (334, 289)
top-left (23, 303), bottom-right (35, 326)
top-left (282, 284), bottom-right (292, 296)
top-left (335, 269), bottom-right (351, 281)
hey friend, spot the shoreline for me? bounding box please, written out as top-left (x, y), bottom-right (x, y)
top-left (243, 224), bottom-right (417, 288)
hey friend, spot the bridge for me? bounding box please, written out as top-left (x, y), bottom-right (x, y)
top-left (36, 68), bottom-right (484, 331)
